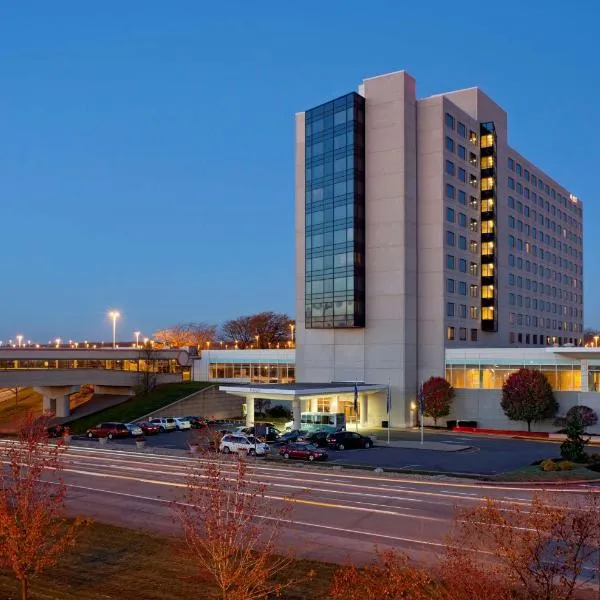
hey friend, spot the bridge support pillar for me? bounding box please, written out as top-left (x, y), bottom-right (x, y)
top-left (34, 386), bottom-right (74, 418)
top-left (56, 395), bottom-right (70, 418)
top-left (292, 398), bottom-right (301, 430)
top-left (245, 396), bottom-right (255, 427)
top-left (42, 396), bottom-right (55, 414)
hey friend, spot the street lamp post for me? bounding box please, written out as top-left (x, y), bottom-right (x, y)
top-left (108, 311), bottom-right (120, 349)
top-left (134, 331), bottom-right (141, 348)
top-left (255, 335), bottom-right (260, 349)
top-left (594, 335), bottom-right (599, 348)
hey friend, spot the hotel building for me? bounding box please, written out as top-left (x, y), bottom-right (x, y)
top-left (294, 70), bottom-right (584, 428)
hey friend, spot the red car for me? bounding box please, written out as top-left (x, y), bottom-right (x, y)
top-left (86, 422), bottom-right (130, 439)
top-left (279, 443), bottom-right (328, 462)
top-left (138, 421), bottom-right (161, 435)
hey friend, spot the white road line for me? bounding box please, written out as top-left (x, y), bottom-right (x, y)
top-left (63, 482), bottom-right (449, 549)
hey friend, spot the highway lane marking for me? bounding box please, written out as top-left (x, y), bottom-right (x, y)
top-left (59, 467), bottom-right (444, 519)
top-left (71, 450), bottom-right (597, 493)
top-left (63, 461), bottom-right (541, 507)
top-left (60, 457), bottom-right (554, 506)
top-left (24, 444), bottom-right (596, 495)
top-left (62, 482), bottom-right (450, 549)
top-left (62, 460), bottom-right (520, 506)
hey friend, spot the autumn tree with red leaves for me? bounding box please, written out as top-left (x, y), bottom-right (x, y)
top-left (172, 452), bottom-right (301, 600)
top-left (0, 413), bottom-right (84, 600)
top-left (330, 548), bottom-right (432, 600)
top-left (422, 376), bottom-right (455, 426)
top-left (501, 368), bottom-right (558, 432)
top-left (446, 492), bottom-right (600, 600)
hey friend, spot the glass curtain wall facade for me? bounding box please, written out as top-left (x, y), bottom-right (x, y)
top-left (209, 362), bottom-right (295, 384)
top-left (304, 92), bottom-right (366, 328)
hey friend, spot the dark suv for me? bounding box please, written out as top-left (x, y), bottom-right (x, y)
top-left (86, 422), bottom-right (130, 439)
top-left (327, 431), bottom-right (373, 450)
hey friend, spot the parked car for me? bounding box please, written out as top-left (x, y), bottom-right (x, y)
top-left (173, 417), bottom-right (192, 431)
top-left (125, 423), bottom-right (143, 436)
top-left (273, 430), bottom-right (308, 446)
top-left (138, 421), bottom-right (161, 435)
top-left (304, 431), bottom-right (330, 448)
top-left (86, 422), bottom-right (130, 439)
top-left (219, 434), bottom-right (270, 456)
top-left (148, 417), bottom-right (177, 433)
top-left (279, 443), bottom-right (328, 462)
top-left (327, 431), bottom-right (374, 450)
top-left (183, 416), bottom-right (206, 429)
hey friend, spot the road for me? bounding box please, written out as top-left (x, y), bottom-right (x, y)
top-left (54, 444), bottom-right (600, 568)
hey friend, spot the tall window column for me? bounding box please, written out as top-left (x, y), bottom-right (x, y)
top-left (480, 122), bottom-right (498, 332)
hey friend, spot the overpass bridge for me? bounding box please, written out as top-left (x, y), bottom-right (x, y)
top-left (0, 348), bottom-right (191, 417)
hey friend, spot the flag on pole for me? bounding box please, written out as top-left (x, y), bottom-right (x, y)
top-left (353, 382), bottom-right (359, 414)
top-left (386, 383), bottom-right (391, 417)
top-left (418, 381), bottom-right (425, 416)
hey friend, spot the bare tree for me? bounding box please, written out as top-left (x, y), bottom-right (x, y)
top-left (0, 413), bottom-right (85, 600)
top-left (172, 452), bottom-right (300, 599)
top-left (153, 322), bottom-right (217, 349)
top-left (221, 312), bottom-right (294, 348)
top-left (137, 342), bottom-right (158, 395)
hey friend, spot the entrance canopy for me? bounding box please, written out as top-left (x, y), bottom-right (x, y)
top-left (219, 382), bottom-right (387, 401)
top-left (219, 382), bottom-right (388, 429)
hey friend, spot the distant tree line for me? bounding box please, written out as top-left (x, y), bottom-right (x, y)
top-left (153, 311), bottom-right (295, 350)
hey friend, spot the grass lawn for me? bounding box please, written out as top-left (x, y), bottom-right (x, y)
top-left (0, 388), bottom-right (44, 434)
top-left (68, 382), bottom-right (212, 434)
top-left (0, 521), bottom-right (337, 600)
top-left (490, 464), bottom-right (600, 482)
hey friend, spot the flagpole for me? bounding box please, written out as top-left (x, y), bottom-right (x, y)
top-left (354, 379), bottom-right (359, 433)
top-left (387, 377), bottom-right (391, 445)
top-left (420, 380), bottom-right (424, 445)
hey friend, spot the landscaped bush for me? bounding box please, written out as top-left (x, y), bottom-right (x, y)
top-left (558, 460), bottom-right (575, 471)
top-left (590, 452), bottom-right (600, 462)
top-left (540, 459), bottom-right (558, 472)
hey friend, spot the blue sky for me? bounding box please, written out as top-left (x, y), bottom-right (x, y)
top-left (1, 0), bottom-right (598, 342)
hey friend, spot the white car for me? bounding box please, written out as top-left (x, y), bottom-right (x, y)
top-left (173, 417), bottom-right (191, 431)
top-left (125, 423), bottom-right (143, 436)
top-left (219, 434), bottom-right (270, 456)
top-left (148, 417), bottom-right (177, 432)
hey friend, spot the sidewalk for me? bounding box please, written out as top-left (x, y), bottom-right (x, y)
top-left (378, 439), bottom-right (471, 452)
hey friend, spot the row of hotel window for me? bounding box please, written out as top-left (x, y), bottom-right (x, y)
top-left (445, 136), bottom-right (479, 166)
top-left (508, 274), bottom-right (581, 308)
top-left (507, 156), bottom-right (582, 218)
top-left (508, 233), bottom-right (581, 269)
top-left (444, 113), bottom-right (478, 145)
top-left (507, 254), bottom-right (581, 292)
top-left (446, 112), bottom-right (581, 212)
top-left (507, 293), bottom-right (581, 322)
top-left (508, 213), bottom-right (580, 253)
top-left (507, 193), bottom-right (581, 237)
top-left (446, 326), bottom-right (478, 342)
top-left (509, 311), bottom-right (579, 326)
top-left (445, 182), bottom-right (581, 256)
top-left (446, 364), bottom-right (585, 390)
top-left (447, 303), bottom-right (480, 318)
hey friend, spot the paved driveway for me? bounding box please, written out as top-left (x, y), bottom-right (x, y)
top-left (77, 428), bottom-right (562, 475)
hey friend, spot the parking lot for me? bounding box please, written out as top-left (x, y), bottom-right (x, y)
top-left (74, 427), bottom-right (563, 475)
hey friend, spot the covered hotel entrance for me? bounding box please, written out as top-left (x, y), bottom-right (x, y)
top-left (219, 382), bottom-right (388, 430)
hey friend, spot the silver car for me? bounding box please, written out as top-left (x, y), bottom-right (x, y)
top-left (125, 423), bottom-right (143, 436)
